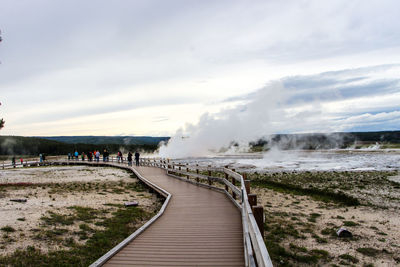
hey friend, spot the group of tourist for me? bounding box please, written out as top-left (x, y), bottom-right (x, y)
top-left (67, 150), bottom-right (140, 166)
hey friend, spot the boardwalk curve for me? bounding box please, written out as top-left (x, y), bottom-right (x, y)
top-left (104, 166), bottom-right (244, 266)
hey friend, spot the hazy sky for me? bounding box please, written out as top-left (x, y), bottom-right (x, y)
top-left (0, 0), bottom-right (399, 136)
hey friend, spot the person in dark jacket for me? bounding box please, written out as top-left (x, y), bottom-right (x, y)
top-left (127, 152), bottom-right (133, 166)
top-left (134, 151), bottom-right (140, 166)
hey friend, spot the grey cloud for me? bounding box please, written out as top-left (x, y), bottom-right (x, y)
top-left (222, 64), bottom-right (400, 105)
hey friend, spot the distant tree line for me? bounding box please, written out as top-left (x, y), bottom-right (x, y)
top-left (0, 136), bottom-right (159, 156)
top-left (250, 131), bottom-right (400, 150)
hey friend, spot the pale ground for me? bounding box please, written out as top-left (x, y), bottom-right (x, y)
top-left (254, 185), bottom-right (400, 266)
top-left (0, 166), bottom-right (156, 256)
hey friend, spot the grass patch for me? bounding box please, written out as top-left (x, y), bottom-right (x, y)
top-left (343, 221), bottom-right (359, 227)
top-left (308, 213), bottom-right (321, 222)
top-left (0, 205), bottom-right (155, 266)
top-left (40, 212), bottom-right (75, 226)
top-left (251, 179), bottom-right (360, 206)
top-left (339, 254), bottom-right (359, 263)
top-left (1, 226), bottom-right (16, 233)
top-left (356, 247), bottom-right (380, 257)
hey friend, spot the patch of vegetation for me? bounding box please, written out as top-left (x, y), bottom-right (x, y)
top-left (339, 254), bottom-right (359, 263)
top-left (251, 179), bottom-right (360, 206)
top-left (313, 234), bottom-right (328, 243)
top-left (264, 213), bottom-right (334, 266)
top-left (321, 227), bottom-right (337, 236)
top-left (68, 206), bottom-right (102, 222)
top-left (343, 221), bottom-right (359, 227)
top-left (249, 170), bottom-right (399, 208)
top-left (356, 247), bottom-right (380, 257)
top-left (308, 213), bottom-right (321, 222)
top-left (0, 205), bottom-right (156, 266)
top-left (1, 226), bottom-right (16, 233)
top-left (40, 212), bottom-right (75, 226)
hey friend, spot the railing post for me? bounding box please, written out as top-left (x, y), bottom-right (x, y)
top-left (252, 205), bottom-right (264, 239)
top-left (224, 166), bottom-right (229, 191)
top-left (231, 168), bottom-right (236, 199)
top-left (186, 163), bottom-right (189, 179)
top-left (244, 180), bottom-right (251, 195)
top-left (196, 164), bottom-right (199, 183)
top-left (208, 165), bottom-right (212, 186)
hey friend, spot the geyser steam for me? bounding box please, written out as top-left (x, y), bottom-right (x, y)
top-left (158, 81), bottom-right (289, 158)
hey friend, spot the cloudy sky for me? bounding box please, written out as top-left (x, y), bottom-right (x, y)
top-left (0, 0), bottom-right (399, 137)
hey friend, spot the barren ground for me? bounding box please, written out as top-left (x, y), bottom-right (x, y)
top-left (0, 166), bottom-right (157, 256)
top-left (250, 171), bottom-right (400, 266)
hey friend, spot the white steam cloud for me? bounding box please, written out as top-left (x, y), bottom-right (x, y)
top-left (158, 81), bottom-right (290, 158)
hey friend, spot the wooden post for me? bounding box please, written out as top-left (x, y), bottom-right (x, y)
top-left (196, 164), bottom-right (199, 183)
top-left (231, 168), bottom-right (236, 199)
top-left (248, 194), bottom-right (257, 207)
top-left (244, 180), bottom-right (251, 195)
top-left (252, 205), bottom-right (264, 239)
top-left (186, 163), bottom-right (189, 180)
top-left (208, 165), bottom-right (212, 186)
top-left (224, 165), bottom-right (229, 191)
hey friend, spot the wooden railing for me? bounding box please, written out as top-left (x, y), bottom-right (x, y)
top-left (139, 157), bottom-right (273, 267)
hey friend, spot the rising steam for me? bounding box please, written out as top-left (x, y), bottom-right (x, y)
top-left (158, 81), bottom-right (291, 158)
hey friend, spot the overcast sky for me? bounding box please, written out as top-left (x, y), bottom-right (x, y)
top-left (0, 0), bottom-right (399, 136)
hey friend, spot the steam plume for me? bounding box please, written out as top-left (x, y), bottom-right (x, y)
top-left (159, 81), bottom-right (289, 158)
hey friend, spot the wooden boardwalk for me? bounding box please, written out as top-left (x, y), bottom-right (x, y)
top-left (103, 166), bottom-right (244, 267)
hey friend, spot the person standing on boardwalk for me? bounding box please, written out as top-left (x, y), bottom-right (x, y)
top-left (134, 151), bottom-right (140, 166)
top-left (74, 151), bottom-right (79, 160)
top-left (12, 156), bottom-right (16, 168)
top-left (103, 149), bottom-right (109, 162)
top-left (127, 152), bottom-right (133, 166)
top-left (95, 150), bottom-right (100, 162)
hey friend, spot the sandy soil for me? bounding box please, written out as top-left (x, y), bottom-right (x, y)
top-left (0, 166), bottom-right (156, 256)
top-left (253, 186), bottom-right (400, 266)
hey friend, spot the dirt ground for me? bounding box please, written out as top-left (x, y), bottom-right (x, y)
top-left (253, 176), bottom-right (400, 266)
top-left (0, 166), bottom-right (156, 255)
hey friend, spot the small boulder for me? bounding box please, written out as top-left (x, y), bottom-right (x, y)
top-left (10, 199), bottom-right (27, 203)
top-left (337, 227), bottom-right (353, 238)
top-left (124, 201), bottom-right (139, 207)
